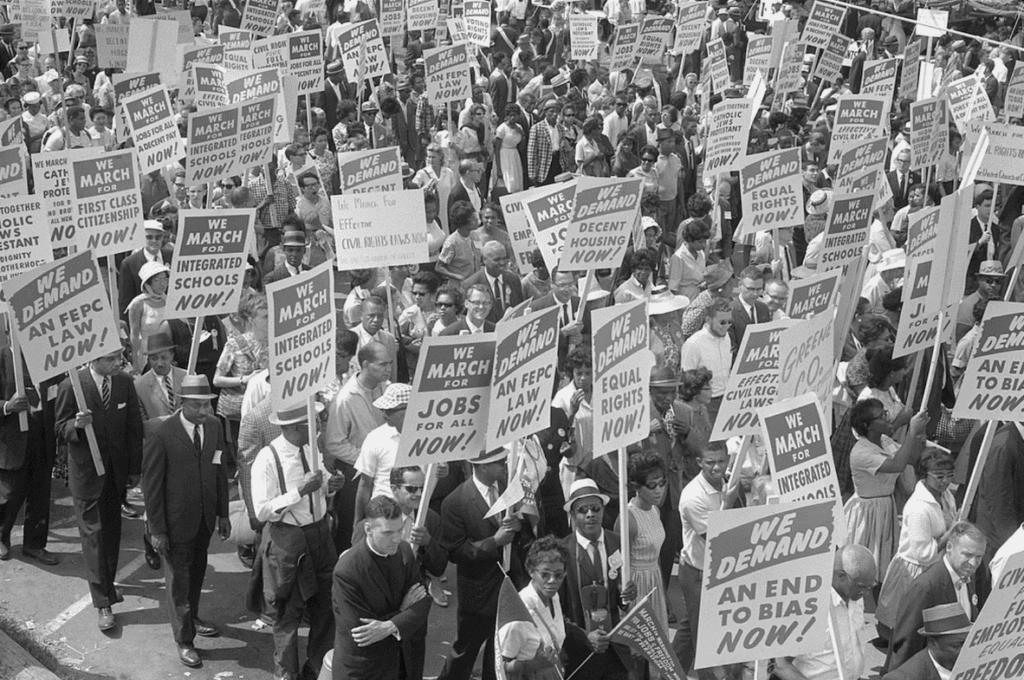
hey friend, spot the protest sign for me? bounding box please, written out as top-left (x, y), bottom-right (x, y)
top-left (336, 146), bottom-right (403, 193)
top-left (706, 38), bottom-right (731, 94)
top-left (674, 2), bottom-right (707, 55)
top-left (252, 31), bottom-right (323, 94)
top-left (397, 334), bottom-right (495, 466)
top-left (895, 248), bottom-right (953, 359)
top-left (150, 9), bottom-right (194, 44)
top-left (499, 189), bottom-right (541, 274)
top-left (178, 44), bottom-right (225, 104)
top-left (637, 16), bottom-right (673, 65)
top-left (569, 14), bottom-right (598, 60)
top-left (916, 7), bottom-right (948, 37)
top-left (785, 269), bottom-right (842, 319)
top-left (906, 205), bottom-right (940, 259)
top-left (18, 0), bottom-right (50, 41)
top-left (186, 95), bottom-right (277, 186)
top-left (834, 137), bottom-right (888, 193)
top-left (610, 590), bottom-right (687, 680)
top-left (112, 71), bottom-right (162, 143)
top-left (32, 149), bottom-right (93, 251)
top-left (241, 0), bottom-right (279, 35)
top-left (860, 58), bottom-right (899, 99)
top-left (900, 40), bottom-right (921, 101)
top-left (408, 0), bottom-right (438, 31)
top-left (591, 299), bottom-right (655, 456)
top-left (711, 319), bottom-right (791, 441)
top-left (121, 86), bottom-right (185, 175)
top-left (812, 34), bottom-right (847, 84)
top-left (70, 149), bottom-right (144, 258)
top-left (2, 251), bottom-right (121, 383)
top-left (60, 0), bottom-right (96, 19)
top-left (777, 311), bottom-right (834, 426)
top-left (487, 307), bottom-right (559, 449)
top-left (744, 35), bottom-right (774, 86)
top-left (953, 302), bottom-right (1024, 420)
top-left (697, 499), bottom-right (836, 669)
top-left (193, 64), bottom-right (228, 109)
top-left (127, 18), bottom-right (180, 88)
top-left (609, 23), bottom-right (640, 73)
top-left (735, 148), bottom-right (802, 239)
top-left (332, 190), bottom-right (429, 269)
top-left (950, 551), bottom-right (1024, 680)
top-left (266, 260), bottom-right (336, 410)
top-left (947, 76), bottom-right (995, 134)
top-left (910, 98), bottom-right (948, 171)
top-left (0, 117), bottom-right (21, 148)
top-left (976, 122), bottom-right (1024, 185)
top-left (704, 99), bottom-right (751, 176)
top-left (380, 0), bottom-right (403, 35)
top-left (219, 27), bottom-right (253, 71)
top-left (165, 210), bottom-right (253, 320)
top-left (0, 139), bottom-right (28, 198)
top-left (0, 196), bottom-right (52, 312)
top-left (524, 181), bottom-right (577, 273)
top-left (801, 0), bottom-right (845, 48)
top-left (818, 190), bottom-right (874, 273)
top-left (560, 177), bottom-right (641, 272)
top-left (827, 96), bottom-right (888, 164)
top-left (775, 41), bottom-right (806, 97)
top-left (95, 24), bottom-right (129, 69)
top-left (463, 0), bottom-right (489, 46)
top-left (332, 20), bottom-right (390, 83)
top-left (927, 185), bottom-right (974, 318)
top-left (226, 68), bottom-right (292, 145)
top-left (1005, 65), bottom-right (1024, 120)
top-left (424, 43), bottom-right (472, 107)
top-left (760, 394), bottom-right (841, 503)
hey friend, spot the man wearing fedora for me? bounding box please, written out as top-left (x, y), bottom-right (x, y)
top-left (252, 401), bottom-right (341, 680)
top-left (882, 603), bottom-right (970, 679)
top-left (559, 479), bottom-right (637, 680)
top-left (438, 446), bottom-right (526, 680)
top-left (118, 219), bottom-right (173, 320)
top-left (956, 260), bottom-right (1005, 344)
top-left (55, 349), bottom-right (145, 631)
top-left (263, 230), bottom-right (312, 286)
top-left (142, 375), bottom-right (229, 668)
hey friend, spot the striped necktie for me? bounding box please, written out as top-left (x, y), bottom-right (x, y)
top-left (101, 377), bottom-right (110, 410)
top-left (163, 375), bottom-right (175, 408)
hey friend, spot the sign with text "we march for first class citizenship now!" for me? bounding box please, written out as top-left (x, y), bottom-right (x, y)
top-left (397, 334), bottom-right (496, 467)
top-left (3, 251), bottom-right (122, 383)
top-left (72, 149), bottom-right (144, 258)
top-left (165, 210), bottom-right (254, 320)
top-left (267, 260), bottom-right (337, 410)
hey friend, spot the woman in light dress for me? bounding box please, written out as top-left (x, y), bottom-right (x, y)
top-left (493, 104), bottom-right (525, 193)
top-left (497, 536), bottom-right (568, 680)
top-left (127, 261), bottom-right (169, 372)
top-left (398, 271), bottom-right (441, 375)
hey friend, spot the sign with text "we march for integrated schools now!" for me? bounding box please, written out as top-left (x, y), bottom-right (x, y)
top-left (760, 393), bottom-right (842, 504)
top-left (186, 95), bottom-right (276, 186)
top-left (3, 251), bottom-right (122, 383)
top-left (165, 210), bottom-right (254, 320)
top-left (267, 260), bottom-right (336, 410)
top-left (71, 149), bottom-right (144, 258)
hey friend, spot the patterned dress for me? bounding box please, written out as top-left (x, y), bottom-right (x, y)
top-left (628, 498), bottom-right (668, 631)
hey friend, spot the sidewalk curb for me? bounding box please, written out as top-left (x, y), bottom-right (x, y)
top-left (0, 627), bottom-right (63, 680)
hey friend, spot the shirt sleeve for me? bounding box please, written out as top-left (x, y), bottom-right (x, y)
top-left (850, 440), bottom-right (888, 476)
top-left (251, 449), bottom-right (303, 523)
top-left (438, 234), bottom-right (457, 265)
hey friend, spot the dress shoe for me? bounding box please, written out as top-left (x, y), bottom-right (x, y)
top-left (121, 502), bottom-right (139, 519)
top-left (113, 589), bottom-right (124, 605)
top-left (177, 645), bottom-right (202, 668)
top-left (237, 543), bottom-right (255, 569)
top-left (144, 540), bottom-right (162, 570)
top-left (193, 618), bottom-right (219, 637)
top-left (97, 608), bottom-right (115, 631)
top-left (0, 541), bottom-right (10, 561)
top-left (22, 547), bottom-right (58, 565)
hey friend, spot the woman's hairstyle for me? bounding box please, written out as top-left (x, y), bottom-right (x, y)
top-left (915, 449), bottom-right (955, 479)
top-left (679, 367), bottom-right (713, 401)
top-left (850, 398), bottom-right (884, 436)
top-left (564, 345), bottom-right (592, 372)
top-left (686, 192), bottom-right (713, 218)
top-left (682, 219), bottom-right (712, 242)
top-left (865, 345), bottom-right (906, 389)
top-left (435, 284), bottom-right (464, 310)
top-left (628, 451), bottom-right (666, 487)
top-left (525, 534), bottom-right (570, 571)
top-left (856, 314), bottom-right (894, 345)
top-left (411, 270), bottom-right (440, 295)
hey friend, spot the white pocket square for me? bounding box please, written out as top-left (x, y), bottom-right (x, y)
top-left (116, 402), bottom-right (126, 410)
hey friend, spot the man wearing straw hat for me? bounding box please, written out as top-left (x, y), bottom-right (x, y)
top-left (881, 603), bottom-right (970, 679)
top-left (142, 374), bottom-right (229, 668)
top-left (264, 230), bottom-right (312, 286)
top-left (251, 400), bottom-right (338, 680)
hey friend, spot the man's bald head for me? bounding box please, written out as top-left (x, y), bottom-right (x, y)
top-left (482, 239), bottom-right (509, 275)
top-left (833, 544), bottom-right (876, 603)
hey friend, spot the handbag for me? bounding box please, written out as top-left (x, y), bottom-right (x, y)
top-left (934, 405), bottom-right (974, 451)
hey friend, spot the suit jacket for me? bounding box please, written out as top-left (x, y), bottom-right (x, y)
top-left (488, 68), bottom-right (517, 119)
top-left (729, 299), bottom-right (771, 356)
top-left (883, 649), bottom-right (943, 680)
top-left (447, 179), bottom-right (483, 219)
top-left (142, 414), bottom-right (228, 544)
top-left (55, 369), bottom-right (144, 501)
top-left (438, 318), bottom-right (496, 336)
top-left (332, 539), bottom-right (431, 680)
top-left (971, 423), bottom-right (1024, 558)
top-left (0, 346), bottom-right (41, 470)
top-left (263, 262), bottom-right (312, 286)
top-left (117, 247), bottom-right (174, 319)
top-left (462, 269), bottom-right (525, 323)
top-left (529, 292), bottom-right (594, 365)
top-left (134, 366), bottom-right (187, 438)
top-left (886, 169), bottom-right (921, 211)
top-left (887, 559), bottom-right (983, 671)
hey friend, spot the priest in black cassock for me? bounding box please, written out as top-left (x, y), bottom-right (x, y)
top-left (332, 495), bottom-right (432, 680)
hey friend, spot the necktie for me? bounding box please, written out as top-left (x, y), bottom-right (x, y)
top-left (193, 425), bottom-right (202, 452)
top-left (562, 302), bottom-right (571, 326)
top-left (493, 276), bottom-right (503, 312)
top-left (487, 485), bottom-right (499, 506)
top-left (101, 377), bottom-right (110, 410)
top-left (900, 173), bottom-right (907, 200)
top-left (163, 375), bottom-right (175, 408)
top-left (588, 542), bottom-right (604, 585)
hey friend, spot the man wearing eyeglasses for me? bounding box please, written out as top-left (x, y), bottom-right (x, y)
top-left (729, 265), bottom-right (771, 356)
top-left (440, 284), bottom-right (496, 335)
top-left (294, 171), bottom-right (331, 233)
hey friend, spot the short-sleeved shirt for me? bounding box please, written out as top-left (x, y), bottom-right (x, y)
top-left (438, 230), bottom-right (481, 281)
top-left (678, 472), bottom-right (723, 569)
top-left (355, 423), bottom-right (400, 500)
top-left (849, 436), bottom-right (901, 499)
top-left (679, 327), bottom-right (731, 398)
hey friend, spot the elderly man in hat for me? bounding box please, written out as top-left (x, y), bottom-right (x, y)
top-left (438, 446), bottom-right (526, 680)
top-left (264, 230), bottom-right (311, 285)
top-left (882, 603), bottom-right (970, 679)
top-left (360, 100), bottom-right (384, 147)
top-left (559, 479), bottom-right (637, 680)
top-left (142, 375), bottom-right (229, 668)
top-left (319, 60), bottom-right (347, 140)
top-left (252, 400), bottom-right (343, 680)
top-left (118, 219), bottom-right (174, 319)
top-left (956, 260), bottom-right (1004, 343)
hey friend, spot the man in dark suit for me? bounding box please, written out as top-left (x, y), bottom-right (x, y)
top-left (332, 495), bottom-right (432, 680)
top-left (559, 479), bottom-right (636, 680)
top-left (318, 60), bottom-right (347, 145)
top-left (440, 284), bottom-right (497, 336)
top-left (263, 230), bottom-right (312, 286)
top-left (396, 76), bottom-right (422, 169)
top-left (488, 53), bottom-right (517, 120)
top-left (886, 147), bottom-right (919, 211)
top-left (883, 603), bottom-right (970, 680)
top-left (729, 265), bottom-right (771, 356)
top-left (530, 269), bottom-right (592, 368)
top-left (447, 160), bottom-right (484, 226)
top-left (55, 350), bottom-right (145, 631)
top-left (461, 241), bottom-right (525, 322)
top-left (142, 375), bottom-right (229, 668)
top-left (118, 220), bottom-right (173, 319)
top-left (438, 447), bottom-right (524, 680)
top-left (887, 522), bottom-right (987, 672)
top-left (0, 345), bottom-right (55, 564)
top-left (971, 421), bottom-right (1024, 564)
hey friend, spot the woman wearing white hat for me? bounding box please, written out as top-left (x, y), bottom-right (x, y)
top-left (128, 260), bottom-right (170, 372)
top-left (648, 286), bottom-right (690, 373)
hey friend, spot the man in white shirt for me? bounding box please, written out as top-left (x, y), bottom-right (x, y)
top-left (679, 298), bottom-right (733, 425)
top-left (352, 383), bottom-right (409, 540)
top-left (602, 96), bottom-right (630, 148)
top-left (763, 279), bottom-right (789, 320)
top-left (294, 171), bottom-right (332, 232)
top-left (251, 401), bottom-right (344, 680)
top-left (775, 545), bottom-right (877, 680)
